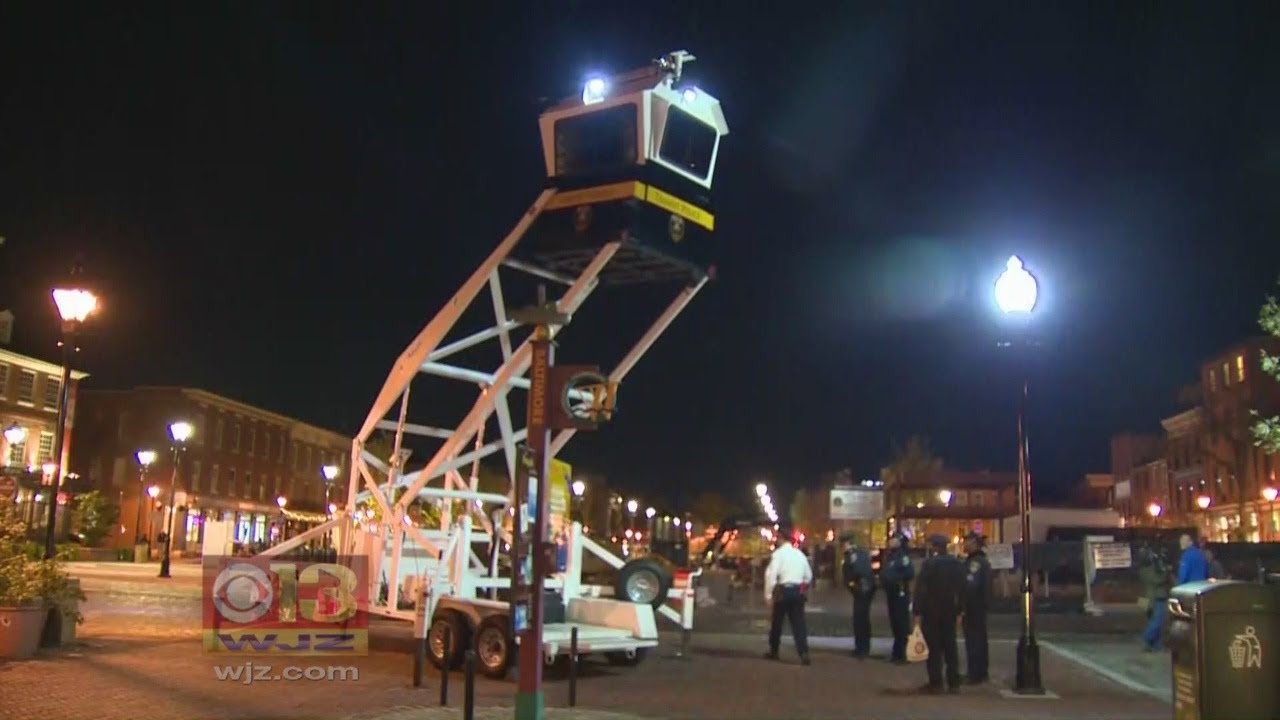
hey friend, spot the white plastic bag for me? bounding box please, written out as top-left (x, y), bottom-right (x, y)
top-left (906, 623), bottom-right (929, 663)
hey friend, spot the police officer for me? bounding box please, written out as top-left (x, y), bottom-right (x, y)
top-left (912, 533), bottom-right (965, 693)
top-left (961, 531), bottom-right (991, 684)
top-left (879, 531), bottom-right (915, 664)
top-left (843, 539), bottom-right (876, 658)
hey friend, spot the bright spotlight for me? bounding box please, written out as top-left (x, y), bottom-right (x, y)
top-left (582, 77), bottom-right (608, 105)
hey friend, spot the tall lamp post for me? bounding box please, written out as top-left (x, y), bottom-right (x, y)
top-left (626, 499), bottom-right (638, 531)
top-left (322, 465), bottom-right (339, 550)
top-left (134, 450), bottom-right (157, 543)
top-left (159, 421), bottom-right (193, 578)
top-left (995, 254), bottom-right (1044, 695)
top-left (645, 506), bottom-right (656, 541)
top-left (1263, 487), bottom-right (1278, 541)
top-left (44, 268), bottom-right (98, 559)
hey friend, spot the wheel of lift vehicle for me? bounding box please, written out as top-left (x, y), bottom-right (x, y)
top-left (473, 616), bottom-right (513, 680)
top-left (427, 612), bottom-right (469, 670)
top-left (615, 557), bottom-right (673, 608)
top-left (604, 647), bottom-right (648, 667)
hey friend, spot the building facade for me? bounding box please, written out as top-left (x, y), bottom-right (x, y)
top-left (881, 466), bottom-right (1018, 545)
top-left (71, 387), bottom-right (348, 552)
top-left (0, 347), bottom-right (89, 536)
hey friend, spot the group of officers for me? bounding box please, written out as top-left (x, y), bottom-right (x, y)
top-left (763, 527), bottom-right (991, 694)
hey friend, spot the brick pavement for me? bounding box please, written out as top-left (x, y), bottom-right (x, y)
top-left (0, 592), bottom-right (1171, 720)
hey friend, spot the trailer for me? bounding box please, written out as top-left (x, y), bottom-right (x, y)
top-left (259, 49), bottom-right (727, 677)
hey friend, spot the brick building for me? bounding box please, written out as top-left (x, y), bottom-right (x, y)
top-left (71, 387), bottom-right (348, 552)
top-left (1110, 337), bottom-right (1280, 541)
top-left (0, 347), bottom-right (89, 537)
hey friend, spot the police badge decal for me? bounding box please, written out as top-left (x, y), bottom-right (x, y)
top-left (668, 213), bottom-right (686, 243)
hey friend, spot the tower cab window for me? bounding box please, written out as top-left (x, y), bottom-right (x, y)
top-left (659, 107), bottom-right (716, 180)
top-left (554, 103), bottom-right (638, 176)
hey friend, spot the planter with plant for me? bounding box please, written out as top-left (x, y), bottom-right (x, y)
top-left (0, 506), bottom-right (84, 658)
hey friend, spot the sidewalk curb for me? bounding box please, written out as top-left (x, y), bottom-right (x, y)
top-left (1040, 640), bottom-right (1170, 703)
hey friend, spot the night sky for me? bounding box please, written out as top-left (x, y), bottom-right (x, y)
top-left (3, 3), bottom-right (1279, 509)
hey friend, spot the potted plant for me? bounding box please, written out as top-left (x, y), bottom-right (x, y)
top-left (0, 507), bottom-right (83, 657)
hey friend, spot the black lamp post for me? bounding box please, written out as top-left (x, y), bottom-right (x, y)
top-left (134, 450), bottom-right (156, 544)
top-left (44, 264), bottom-right (97, 559)
top-left (995, 255), bottom-right (1045, 695)
top-left (159, 421), bottom-right (193, 578)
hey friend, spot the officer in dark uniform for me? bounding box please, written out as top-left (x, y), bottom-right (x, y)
top-left (879, 531), bottom-right (915, 663)
top-left (961, 531), bottom-right (992, 684)
top-left (912, 533), bottom-right (966, 693)
top-left (843, 540), bottom-right (877, 657)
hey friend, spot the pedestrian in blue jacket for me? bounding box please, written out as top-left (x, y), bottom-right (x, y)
top-left (1177, 533), bottom-right (1208, 585)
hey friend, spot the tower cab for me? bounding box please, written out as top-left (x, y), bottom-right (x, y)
top-left (521, 51), bottom-right (730, 284)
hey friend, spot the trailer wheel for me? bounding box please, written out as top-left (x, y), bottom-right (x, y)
top-left (427, 612), bottom-right (469, 670)
top-left (615, 557), bottom-right (672, 608)
top-left (604, 647), bottom-right (648, 667)
top-left (473, 616), bottom-right (513, 680)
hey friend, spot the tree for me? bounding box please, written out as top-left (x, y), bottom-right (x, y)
top-left (880, 434), bottom-right (942, 484)
top-left (689, 491), bottom-right (738, 529)
top-left (1253, 288), bottom-right (1280, 453)
top-left (71, 490), bottom-right (118, 548)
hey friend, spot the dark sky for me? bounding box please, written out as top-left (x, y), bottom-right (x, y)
top-left (3, 2), bottom-right (1279, 509)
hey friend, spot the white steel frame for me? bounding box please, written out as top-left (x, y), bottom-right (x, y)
top-left (261, 188), bottom-right (708, 619)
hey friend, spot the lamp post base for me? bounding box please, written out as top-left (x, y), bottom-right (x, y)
top-left (514, 689), bottom-right (544, 720)
top-left (1014, 635), bottom-right (1044, 695)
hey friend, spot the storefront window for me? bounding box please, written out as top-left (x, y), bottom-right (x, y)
top-left (254, 515), bottom-right (267, 544)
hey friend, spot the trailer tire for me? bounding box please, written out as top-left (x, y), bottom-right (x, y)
top-left (427, 612), bottom-right (469, 670)
top-left (615, 557), bottom-right (672, 608)
top-left (473, 616), bottom-right (513, 680)
top-left (604, 647), bottom-right (648, 667)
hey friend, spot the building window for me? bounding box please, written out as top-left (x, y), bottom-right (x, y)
top-left (1209, 369), bottom-right (1218, 392)
top-left (210, 464), bottom-right (220, 495)
top-left (277, 438), bottom-right (285, 463)
top-left (257, 478), bottom-right (265, 501)
top-left (190, 460), bottom-right (202, 492)
top-left (230, 423), bottom-right (241, 453)
top-left (8, 437), bottom-right (26, 466)
top-left (16, 370), bottom-right (35, 404)
top-left (0, 363), bottom-right (9, 397)
top-left (1222, 361), bottom-right (1231, 386)
top-left (214, 418), bottom-right (225, 450)
top-left (244, 472), bottom-right (253, 499)
top-left (228, 468), bottom-right (237, 496)
top-left (263, 432), bottom-right (271, 463)
top-left (1237, 354), bottom-right (1246, 383)
top-left (43, 376), bottom-right (61, 410)
top-left (973, 493), bottom-right (984, 507)
top-left (293, 444), bottom-right (301, 471)
top-left (37, 432), bottom-right (55, 464)
top-left (248, 427), bottom-right (256, 457)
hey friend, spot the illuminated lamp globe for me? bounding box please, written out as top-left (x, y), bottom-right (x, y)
top-left (147, 485), bottom-right (160, 499)
top-left (1196, 495), bottom-right (1212, 510)
top-left (571, 480), bottom-right (586, 497)
top-left (52, 287), bottom-right (98, 323)
top-left (645, 506), bottom-right (656, 519)
top-left (994, 255), bottom-right (1039, 314)
top-left (3, 424), bottom-right (26, 446)
top-left (1264, 487), bottom-right (1279, 502)
top-left (136, 450), bottom-right (157, 467)
top-left (626, 499), bottom-right (638, 514)
top-left (681, 87), bottom-right (698, 103)
top-left (169, 421), bottom-right (194, 443)
top-left (755, 483), bottom-right (768, 498)
top-left (1147, 502), bottom-right (1162, 518)
top-left (276, 496), bottom-right (288, 509)
top-left (322, 464), bottom-right (340, 482)
top-left (938, 489), bottom-right (953, 505)
top-left (582, 77), bottom-right (608, 105)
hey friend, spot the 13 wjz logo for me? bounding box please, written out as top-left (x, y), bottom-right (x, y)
top-left (202, 557), bottom-right (369, 656)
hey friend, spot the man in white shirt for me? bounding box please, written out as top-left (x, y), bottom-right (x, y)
top-left (763, 528), bottom-right (813, 665)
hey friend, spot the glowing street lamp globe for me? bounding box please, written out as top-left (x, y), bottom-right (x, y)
top-left (995, 256), bottom-right (1039, 314)
top-left (136, 450), bottom-right (157, 467)
top-left (1263, 487), bottom-right (1278, 502)
top-left (938, 489), bottom-right (953, 506)
top-left (1196, 495), bottom-right (1212, 510)
top-left (52, 287), bottom-right (98, 324)
top-left (1147, 502), bottom-right (1163, 518)
top-left (169, 421), bottom-right (194, 443)
top-left (322, 464), bottom-right (340, 482)
top-left (645, 506), bottom-right (656, 519)
top-left (755, 483), bottom-right (768, 498)
top-left (626, 499), bottom-right (638, 514)
top-left (276, 496), bottom-right (288, 509)
top-left (571, 480), bottom-right (586, 497)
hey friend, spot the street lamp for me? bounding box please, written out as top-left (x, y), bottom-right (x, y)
top-left (159, 421), bottom-right (193, 578)
top-left (1196, 495), bottom-right (1212, 510)
top-left (44, 262), bottom-right (98, 560)
top-left (938, 489), bottom-right (953, 506)
top-left (1147, 502), bottom-right (1163, 528)
top-left (3, 424), bottom-right (25, 457)
top-left (134, 450), bottom-right (157, 543)
top-left (1263, 487), bottom-right (1278, 503)
top-left (755, 483), bottom-right (768, 498)
top-left (571, 480), bottom-right (586, 498)
top-left (276, 495), bottom-right (288, 508)
top-left (995, 254), bottom-right (1043, 695)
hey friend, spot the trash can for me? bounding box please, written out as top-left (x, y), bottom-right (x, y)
top-left (1167, 580), bottom-right (1280, 720)
top-left (133, 542), bottom-right (149, 563)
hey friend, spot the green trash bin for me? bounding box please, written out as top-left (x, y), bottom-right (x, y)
top-left (1168, 580), bottom-right (1280, 720)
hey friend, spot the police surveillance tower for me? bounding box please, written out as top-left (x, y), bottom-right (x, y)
top-left (255, 52), bottom-right (730, 720)
top-left (522, 49), bottom-right (729, 283)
